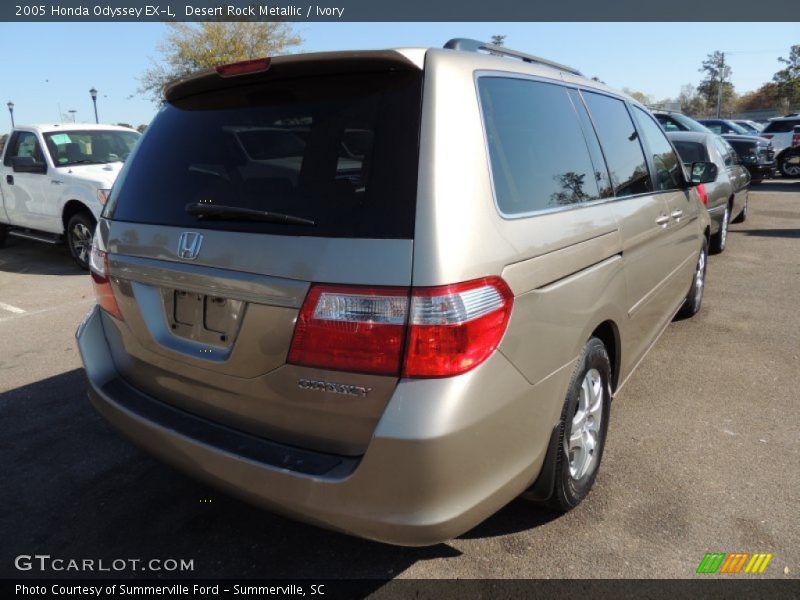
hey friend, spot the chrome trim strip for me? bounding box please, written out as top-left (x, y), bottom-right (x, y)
top-left (109, 254), bottom-right (309, 309)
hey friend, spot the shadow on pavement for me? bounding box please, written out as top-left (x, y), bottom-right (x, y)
top-left (750, 179), bottom-right (800, 193)
top-left (1, 369), bottom-right (466, 580)
top-left (738, 228), bottom-right (800, 239)
top-left (0, 237), bottom-right (82, 276)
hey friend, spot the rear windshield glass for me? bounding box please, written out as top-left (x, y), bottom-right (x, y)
top-left (672, 141), bottom-right (709, 165)
top-left (106, 71), bottom-right (422, 238)
top-left (762, 119), bottom-right (800, 133)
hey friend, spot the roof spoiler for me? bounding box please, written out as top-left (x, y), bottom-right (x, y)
top-left (443, 38), bottom-right (583, 77)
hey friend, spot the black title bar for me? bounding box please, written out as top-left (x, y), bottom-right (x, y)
top-left (3, 0), bottom-right (799, 21)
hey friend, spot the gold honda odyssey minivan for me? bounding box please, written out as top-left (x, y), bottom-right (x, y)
top-left (77, 39), bottom-right (713, 545)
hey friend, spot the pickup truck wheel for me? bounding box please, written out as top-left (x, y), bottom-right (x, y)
top-left (66, 212), bottom-right (96, 270)
top-left (544, 337), bottom-right (611, 512)
top-left (779, 150), bottom-right (800, 178)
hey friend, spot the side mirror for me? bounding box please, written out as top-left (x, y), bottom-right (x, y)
top-left (11, 156), bottom-right (47, 174)
top-left (689, 161), bottom-right (717, 185)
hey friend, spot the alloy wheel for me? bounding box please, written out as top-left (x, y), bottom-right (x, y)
top-left (568, 368), bottom-right (604, 480)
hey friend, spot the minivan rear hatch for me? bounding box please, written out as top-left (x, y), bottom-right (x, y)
top-left (100, 51), bottom-right (423, 456)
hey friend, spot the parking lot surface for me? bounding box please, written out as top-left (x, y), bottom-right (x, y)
top-left (1, 180), bottom-right (798, 579)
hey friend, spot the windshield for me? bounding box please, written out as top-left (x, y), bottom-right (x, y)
top-left (105, 70), bottom-right (422, 239)
top-left (672, 114), bottom-right (713, 133)
top-left (43, 129), bottom-right (140, 166)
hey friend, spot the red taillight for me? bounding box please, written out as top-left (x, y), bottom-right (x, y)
top-left (89, 246), bottom-right (123, 321)
top-left (792, 133), bottom-right (800, 147)
top-left (287, 285), bottom-right (409, 376)
top-left (287, 277), bottom-right (514, 379)
top-left (403, 277), bottom-right (514, 378)
top-left (215, 57), bottom-right (271, 77)
top-left (696, 183), bottom-right (708, 206)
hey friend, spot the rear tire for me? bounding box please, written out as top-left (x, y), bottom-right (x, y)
top-left (676, 237), bottom-right (708, 320)
top-left (0, 224), bottom-right (7, 248)
top-left (542, 337), bottom-right (612, 512)
top-left (732, 195), bottom-right (748, 224)
top-left (709, 205), bottom-right (729, 254)
top-left (66, 212), bottom-right (96, 270)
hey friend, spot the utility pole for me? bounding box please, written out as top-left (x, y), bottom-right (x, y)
top-left (716, 52), bottom-right (725, 118)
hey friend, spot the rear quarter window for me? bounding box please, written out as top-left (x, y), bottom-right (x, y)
top-left (672, 141), bottom-right (709, 165)
top-left (478, 77), bottom-right (606, 215)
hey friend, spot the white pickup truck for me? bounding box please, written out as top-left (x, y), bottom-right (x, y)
top-left (0, 123), bottom-right (140, 269)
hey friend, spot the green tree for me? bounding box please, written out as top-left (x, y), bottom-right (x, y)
top-left (736, 83), bottom-right (780, 112)
top-left (678, 84), bottom-right (706, 117)
top-left (490, 34), bottom-right (506, 46)
top-left (697, 51), bottom-right (735, 116)
top-left (136, 124), bottom-right (148, 133)
top-left (622, 87), bottom-right (653, 106)
top-left (116, 122), bottom-right (133, 129)
top-left (138, 22), bottom-right (302, 104)
top-left (773, 44), bottom-right (800, 107)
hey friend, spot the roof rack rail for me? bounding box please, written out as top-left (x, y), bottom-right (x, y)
top-left (443, 38), bottom-right (583, 77)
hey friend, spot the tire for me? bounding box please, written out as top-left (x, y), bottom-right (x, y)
top-left (543, 337), bottom-right (612, 512)
top-left (0, 224), bottom-right (7, 248)
top-left (732, 195), bottom-right (748, 224)
top-left (779, 149), bottom-right (800, 178)
top-left (676, 237), bottom-right (708, 320)
top-left (709, 205), bottom-right (729, 254)
top-left (66, 212), bottom-right (96, 270)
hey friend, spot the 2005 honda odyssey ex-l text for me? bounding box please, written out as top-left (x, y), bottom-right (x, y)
top-left (77, 39), bottom-right (713, 545)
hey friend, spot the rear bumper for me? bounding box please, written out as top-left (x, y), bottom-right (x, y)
top-left (77, 306), bottom-right (565, 546)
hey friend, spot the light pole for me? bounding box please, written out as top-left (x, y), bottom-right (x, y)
top-left (89, 87), bottom-right (98, 123)
top-left (68, 110), bottom-right (77, 123)
top-left (6, 101), bottom-right (14, 128)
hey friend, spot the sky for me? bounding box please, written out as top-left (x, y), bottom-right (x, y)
top-left (0, 22), bottom-right (797, 128)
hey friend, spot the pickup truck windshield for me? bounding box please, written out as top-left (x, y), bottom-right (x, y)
top-left (43, 130), bottom-right (140, 166)
top-left (105, 70), bottom-right (422, 239)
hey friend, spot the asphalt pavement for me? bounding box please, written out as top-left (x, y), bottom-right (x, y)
top-left (1, 180), bottom-right (798, 580)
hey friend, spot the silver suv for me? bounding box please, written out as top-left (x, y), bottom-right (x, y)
top-left (77, 39), bottom-right (712, 545)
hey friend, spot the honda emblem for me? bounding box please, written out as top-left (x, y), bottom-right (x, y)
top-left (177, 232), bottom-right (203, 260)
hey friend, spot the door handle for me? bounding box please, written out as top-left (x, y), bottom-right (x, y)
top-left (655, 215), bottom-right (670, 226)
top-left (670, 210), bottom-right (684, 219)
top-left (50, 179), bottom-right (63, 185)
top-left (5, 175), bottom-right (13, 185)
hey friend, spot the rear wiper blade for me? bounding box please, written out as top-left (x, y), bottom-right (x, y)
top-left (185, 203), bottom-right (315, 226)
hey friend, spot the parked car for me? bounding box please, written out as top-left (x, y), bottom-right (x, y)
top-left (77, 39), bottom-right (712, 546)
top-left (697, 118), bottom-right (758, 137)
top-left (733, 119), bottom-right (764, 134)
top-left (668, 131), bottom-right (749, 254)
top-left (652, 109), bottom-right (714, 133)
top-left (723, 134), bottom-right (776, 183)
top-left (0, 124), bottom-right (141, 268)
top-left (760, 117), bottom-right (800, 178)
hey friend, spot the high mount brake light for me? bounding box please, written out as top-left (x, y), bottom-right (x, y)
top-left (287, 277), bottom-right (514, 378)
top-left (215, 58), bottom-right (271, 77)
